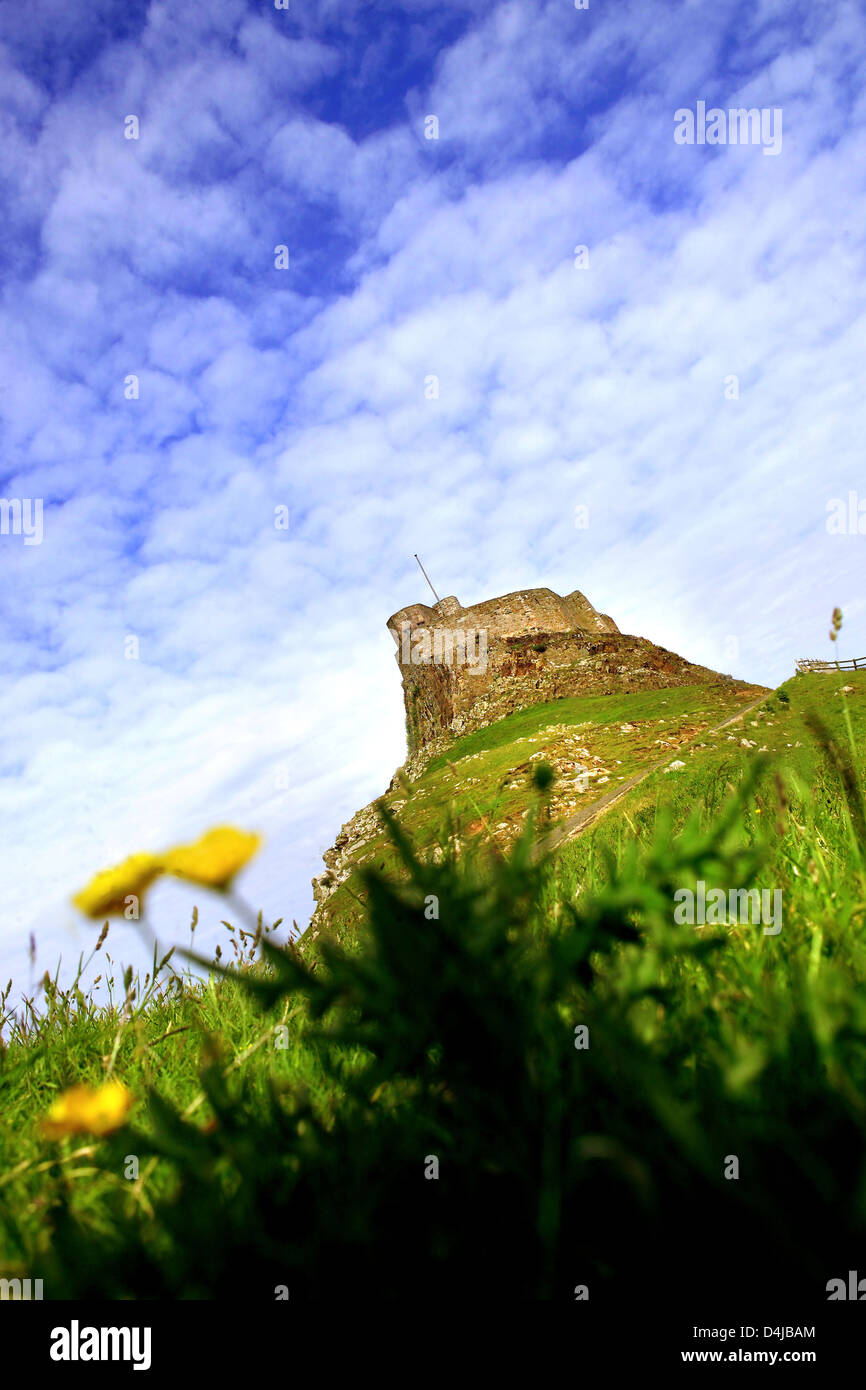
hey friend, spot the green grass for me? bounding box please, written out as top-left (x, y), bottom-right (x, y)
top-left (551, 672), bottom-right (866, 905)
top-left (317, 677), bottom-right (766, 945)
top-left (1, 670), bottom-right (865, 1301)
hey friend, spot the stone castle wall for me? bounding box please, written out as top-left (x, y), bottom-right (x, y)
top-left (310, 584), bottom-right (738, 927)
top-left (387, 587), bottom-right (619, 645)
top-left (386, 586), bottom-right (727, 763)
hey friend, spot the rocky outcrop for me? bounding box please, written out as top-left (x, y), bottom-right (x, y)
top-left (386, 586), bottom-right (729, 763)
top-left (310, 800), bottom-right (381, 923)
top-left (310, 583), bottom-right (736, 929)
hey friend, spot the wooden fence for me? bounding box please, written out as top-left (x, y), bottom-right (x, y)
top-left (796, 656), bottom-right (866, 673)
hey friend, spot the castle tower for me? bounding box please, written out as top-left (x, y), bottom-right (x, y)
top-left (386, 585), bottom-right (723, 761)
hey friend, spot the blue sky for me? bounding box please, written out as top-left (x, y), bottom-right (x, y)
top-left (1, 0), bottom-right (865, 1004)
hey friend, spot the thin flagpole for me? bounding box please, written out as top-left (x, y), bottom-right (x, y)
top-left (413, 554), bottom-right (441, 605)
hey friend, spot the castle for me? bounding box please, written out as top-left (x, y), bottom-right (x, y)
top-left (387, 585), bottom-right (728, 764)
top-left (310, 583), bottom-right (736, 927)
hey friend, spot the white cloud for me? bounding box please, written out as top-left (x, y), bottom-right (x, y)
top-left (2, 0), bottom-right (865, 1007)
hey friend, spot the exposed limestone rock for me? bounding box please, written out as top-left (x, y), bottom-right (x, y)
top-left (311, 800), bottom-right (380, 917)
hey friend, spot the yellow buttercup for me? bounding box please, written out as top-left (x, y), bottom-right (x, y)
top-left (71, 826), bottom-right (262, 920)
top-left (162, 826), bottom-right (261, 891)
top-left (72, 853), bottom-right (163, 919)
top-left (41, 1081), bottom-right (133, 1139)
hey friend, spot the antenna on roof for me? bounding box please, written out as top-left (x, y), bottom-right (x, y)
top-left (413, 554), bottom-right (442, 605)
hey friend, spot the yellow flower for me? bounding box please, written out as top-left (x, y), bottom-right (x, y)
top-left (41, 1081), bottom-right (133, 1140)
top-left (72, 853), bottom-right (163, 919)
top-left (162, 826), bottom-right (261, 891)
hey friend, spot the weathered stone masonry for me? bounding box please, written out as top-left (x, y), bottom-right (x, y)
top-left (387, 586), bottom-right (727, 764)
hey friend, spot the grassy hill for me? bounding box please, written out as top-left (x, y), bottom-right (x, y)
top-left (1, 669), bottom-right (865, 1302)
top-left (313, 677), bottom-right (767, 944)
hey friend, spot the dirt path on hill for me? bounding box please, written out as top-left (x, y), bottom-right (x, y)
top-left (537, 690), bottom-right (770, 858)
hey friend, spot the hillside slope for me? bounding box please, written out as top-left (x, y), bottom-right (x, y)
top-left (311, 677), bottom-right (768, 943)
top-left (311, 670), bottom-right (866, 949)
top-left (2, 670), bottom-right (864, 1301)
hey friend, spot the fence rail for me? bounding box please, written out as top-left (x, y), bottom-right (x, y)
top-left (796, 656), bottom-right (866, 673)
